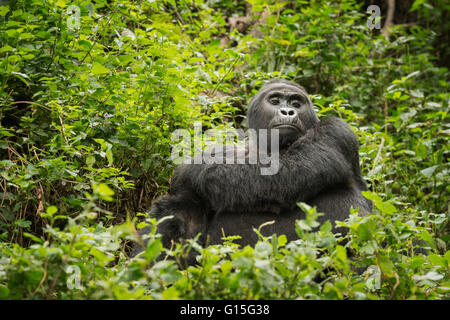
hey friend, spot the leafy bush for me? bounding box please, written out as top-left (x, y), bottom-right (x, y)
top-left (0, 0), bottom-right (448, 299)
top-left (1, 197), bottom-right (447, 299)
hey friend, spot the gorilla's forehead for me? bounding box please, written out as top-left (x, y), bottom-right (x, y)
top-left (260, 83), bottom-right (307, 97)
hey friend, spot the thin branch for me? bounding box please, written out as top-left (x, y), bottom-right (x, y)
top-left (382, 0), bottom-right (395, 39)
top-left (7, 101), bottom-right (51, 111)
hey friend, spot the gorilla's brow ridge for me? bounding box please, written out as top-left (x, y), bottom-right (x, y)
top-left (260, 85), bottom-right (308, 98)
top-left (267, 92), bottom-right (305, 101)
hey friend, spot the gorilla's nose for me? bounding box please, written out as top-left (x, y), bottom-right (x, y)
top-left (279, 107), bottom-right (297, 118)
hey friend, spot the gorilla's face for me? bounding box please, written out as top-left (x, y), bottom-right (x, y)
top-left (265, 87), bottom-right (306, 137)
top-left (247, 80), bottom-right (319, 148)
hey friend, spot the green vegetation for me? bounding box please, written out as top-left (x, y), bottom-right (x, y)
top-left (0, 0), bottom-right (448, 299)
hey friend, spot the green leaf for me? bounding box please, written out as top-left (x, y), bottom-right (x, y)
top-left (11, 72), bottom-right (30, 85)
top-left (360, 241), bottom-right (377, 255)
top-left (415, 143), bottom-right (428, 160)
top-left (255, 241), bottom-right (272, 258)
top-left (220, 260), bottom-right (233, 274)
top-left (336, 245), bottom-right (347, 262)
top-left (93, 183), bottom-right (115, 201)
top-left (375, 201), bottom-right (397, 214)
top-left (78, 40), bottom-right (91, 50)
top-left (0, 45), bottom-right (12, 53)
top-left (136, 221), bottom-right (148, 229)
top-left (162, 286), bottom-right (180, 300)
top-left (0, 5), bottom-right (9, 17)
top-left (420, 165), bottom-right (439, 178)
top-left (15, 219), bottom-right (32, 229)
top-left (23, 232), bottom-right (43, 244)
top-left (90, 247), bottom-right (109, 262)
top-left (46, 206), bottom-right (58, 215)
top-left (296, 220), bottom-right (312, 231)
top-left (392, 91), bottom-right (402, 100)
top-left (86, 155), bottom-right (96, 167)
top-left (357, 220), bottom-right (376, 241)
top-left (444, 250), bottom-right (450, 264)
top-left (410, 0), bottom-right (426, 12)
top-left (106, 149), bottom-right (113, 166)
top-left (418, 230), bottom-right (437, 250)
top-left (361, 191), bottom-right (382, 203)
top-left (409, 256), bottom-right (426, 269)
top-left (55, 0), bottom-right (67, 7)
top-left (144, 238), bottom-right (162, 262)
top-left (277, 234), bottom-right (287, 247)
top-left (118, 55), bottom-right (133, 65)
top-left (423, 271), bottom-right (444, 281)
top-left (91, 62), bottom-right (111, 75)
top-left (320, 220), bottom-right (332, 233)
top-left (0, 285), bottom-right (9, 299)
top-left (297, 202), bottom-right (313, 212)
top-left (377, 254), bottom-right (395, 277)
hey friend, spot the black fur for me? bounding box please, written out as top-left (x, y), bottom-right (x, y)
top-left (132, 79), bottom-right (372, 262)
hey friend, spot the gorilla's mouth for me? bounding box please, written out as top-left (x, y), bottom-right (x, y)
top-left (271, 124), bottom-right (302, 132)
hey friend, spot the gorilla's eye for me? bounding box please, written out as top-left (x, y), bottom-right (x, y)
top-left (269, 97), bottom-right (280, 105)
top-left (291, 100), bottom-right (301, 108)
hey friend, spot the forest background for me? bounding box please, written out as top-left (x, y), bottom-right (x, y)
top-left (0, 0), bottom-right (448, 299)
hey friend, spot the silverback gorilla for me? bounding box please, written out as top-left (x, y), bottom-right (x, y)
top-left (132, 79), bottom-right (372, 263)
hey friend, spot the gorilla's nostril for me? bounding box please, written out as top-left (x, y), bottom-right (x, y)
top-left (280, 108), bottom-right (296, 117)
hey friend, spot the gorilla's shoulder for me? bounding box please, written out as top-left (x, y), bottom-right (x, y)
top-left (316, 116), bottom-right (360, 153)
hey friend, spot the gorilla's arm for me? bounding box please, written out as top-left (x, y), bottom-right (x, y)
top-left (173, 117), bottom-right (361, 214)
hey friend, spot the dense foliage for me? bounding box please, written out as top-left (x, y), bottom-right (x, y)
top-left (0, 0), bottom-right (448, 299)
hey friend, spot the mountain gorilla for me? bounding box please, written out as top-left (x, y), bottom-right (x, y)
top-left (132, 79), bottom-right (372, 263)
